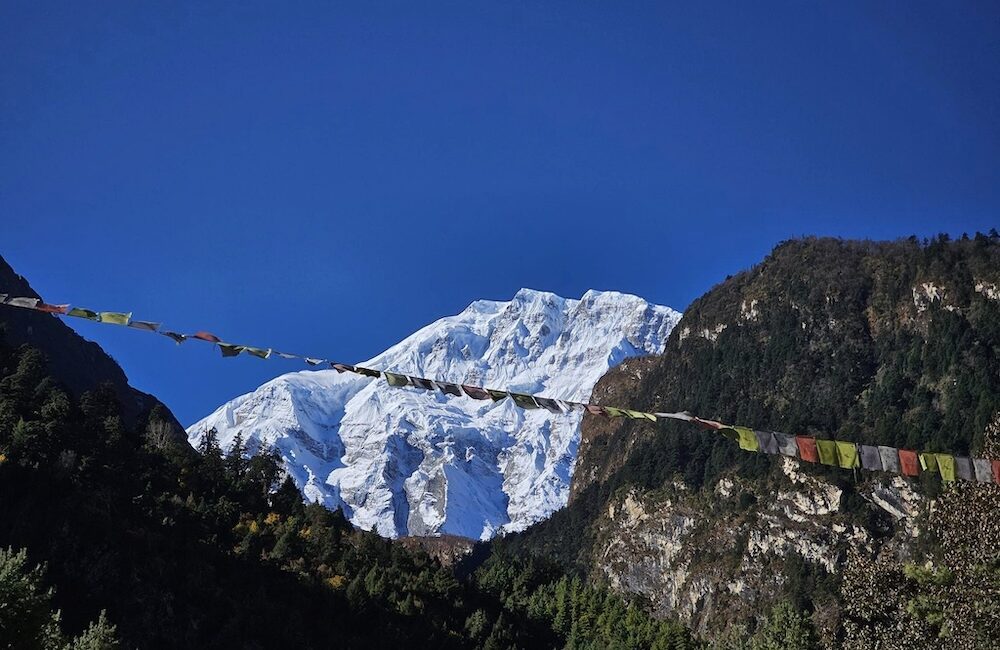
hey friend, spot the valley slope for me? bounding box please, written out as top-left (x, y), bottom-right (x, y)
top-left (505, 235), bottom-right (1000, 646)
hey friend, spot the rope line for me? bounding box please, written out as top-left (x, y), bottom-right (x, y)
top-left (2, 295), bottom-right (997, 486)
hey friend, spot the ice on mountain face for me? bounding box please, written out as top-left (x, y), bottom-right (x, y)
top-left (188, 289), bottom-right (680, 540)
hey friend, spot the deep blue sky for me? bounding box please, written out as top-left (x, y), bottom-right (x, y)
top-left (2, 2), bottom-right (998, 425)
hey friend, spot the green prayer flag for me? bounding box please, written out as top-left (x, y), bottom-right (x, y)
top-left (384, 372), bottom-right (410, 387)
top-left (623, 409), bottom-right (654, 421)
top-left (919, 452), bottom-right (939, 473)
top-left (603, 407), bottom-right (628, 418)
top-left (835, 441), bottom-right (859, 469)
top-left (98, 311), bottom-right (131, 326)
top-left (245, 347), bottom-right (271, 359)
top-left (218, 343), bottom-right (245, 357)
top-left (355, 367), bottom-right (381, 378)
top-left (816, 439), bottom-right (838, 466)
top-left (510, 393), bottom-right (540, 409)
top-left (67, 307), bottom-right (99, 321)
top-left (487, 389), bottom-right (509, 402)
top-left (733, 426), bottom-right (760, 452)
top-left (936, 454), bottom-right (956, 482)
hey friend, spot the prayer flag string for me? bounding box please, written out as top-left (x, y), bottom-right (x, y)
top-left (2, 295), bottom-right (996, 486)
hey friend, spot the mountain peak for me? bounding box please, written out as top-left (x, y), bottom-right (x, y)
top-left (188, 289), bottom-right (681, 539)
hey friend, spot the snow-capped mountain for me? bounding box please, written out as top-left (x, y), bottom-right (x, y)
top-left (187, 289), bottom-right (680, 540)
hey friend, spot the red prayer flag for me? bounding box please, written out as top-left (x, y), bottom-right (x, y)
top-left (693, 417), bottom-right (724, 430)
top-left (192, 331), bottom-right (221, 343)
top-left (992, 460), bottom-right (1000, 485)
top-left (36, 302), bottom-right (70, 314)
top-left (461, 385), bottom-right (491, 400)
top-left (796, 436), bottom-right (819, 463)
top-left (898, 449), bottom-right (920, 477)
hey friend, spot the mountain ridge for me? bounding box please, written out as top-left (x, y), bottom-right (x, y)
top-left (504, 234), bottom-right (1000, 645)
top-left (188, 288), bottom-right (681, 539)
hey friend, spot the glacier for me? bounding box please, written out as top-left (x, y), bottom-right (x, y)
top-left (187, 288), bottom-right (680, 540)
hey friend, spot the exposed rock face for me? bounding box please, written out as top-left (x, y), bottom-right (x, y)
top-left (512, 235), bottom-right (1000, 643)
top-left (838, 413), bottom-right (1000, 649)
top-left (591, 458), bottom-right (926, 640)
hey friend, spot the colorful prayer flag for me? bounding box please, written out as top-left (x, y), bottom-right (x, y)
top-left (725, 426), bottom-right (760, 453)
top-left (355, 367), bottom-right (381, 378)
top-left (954, 456), bottom-right (973, 481)
top-left (603, 406), bottom-right (628, 418)
top-left (37, 302), bottom-right (71, 314)
top-left (67, 307), bottom-right (99, 321)
top-left (560, 400), bottom-right (585, 412)
top-left (487, 389), bottom-right (509, 401)
top-left (816, 439), bottom-right (838, 466)
top-left (973, 458), bottom-right (993, 483)
top-left (835, 441), bottom-right (859, 469)
top-left (796, 436), bottom-right (819, 463)
top-left (755, 430), bottom-right (779, 454)
top-left (898, 450), bottom-right (920, 477)
top-left (936, 454), bottom-right (956, 482)
top-left (461, 385), bottom-right (491, 400)
top-left (384, 372), bottom-right (410, 387)
top-left (919, 452), bottom-right (939, 473)
top-left (127, 320), bottom-right (160, 331)
top-left (98, 311), bottom-right (131, 325)
top-left (879, 446), bottom-right (901, 473)
top-left (304, 358), bottom-right (326, 365)
top-left (510, 393), bottom-right (541, 410)
top-left (411, 377), bottom-right (436, 391)
top-left (7, 297), bottom-right (39, 309)
top-left (774, 432), bottom-right (798, 457)
top-left (655, 411), bottom-right (694, 422)
top-left (536, 397), bottom-right (565, 414)
top-left (993, 460), bottom-right (1000, 485)
top-left (219, 343), bottom-right (245, 357)
top-left (692, 417), bottom-right (724, 430)
top-left (160, 330), bottom-right (187, 344)
top-left (245, 347), bottom-right (271, 359)
top-left (193, 331), bottom-right (222, 343)
top-left (859, 445), bottom-right (883, 471)
top-left (274, 352), bottom-right (298, 360)
top-left (332, 363), bottom-right (355, 373)
top-left (585, 404), bottom-right (607, 416)
top-left (437, 382), bottom-right (463, 397)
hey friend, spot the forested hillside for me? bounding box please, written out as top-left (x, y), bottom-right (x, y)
top-left (504, 234), bottom-right (1000, 646)
top-left (0, 261), bottom-right (698, 649)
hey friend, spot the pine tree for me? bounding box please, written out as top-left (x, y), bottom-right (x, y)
top-left (68, 611), bottom-right (119, 650)
top-left (270, 475), bottom-right (304, 516)
top-left (750, 601), bottom-right (817, 650)
top-left (0, 547), bottom-right (64, 650)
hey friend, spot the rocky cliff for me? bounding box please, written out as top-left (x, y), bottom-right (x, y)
top-left (507, 234), bottom-right (1000, 646)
